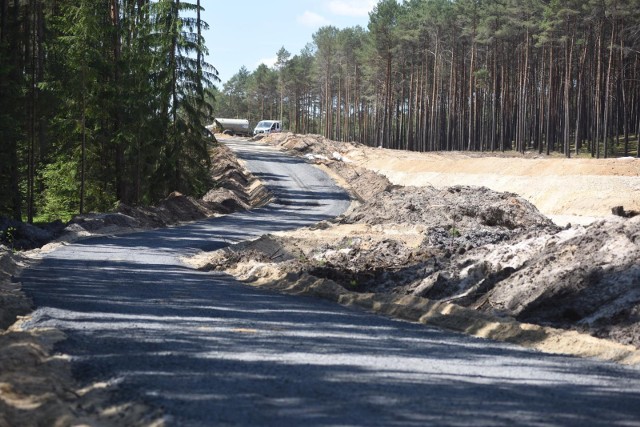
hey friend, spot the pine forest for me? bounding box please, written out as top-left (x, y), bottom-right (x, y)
top-left (0, 0), bottom-right (216, 222)
top-left (216, 0), bottom-right (640, 159)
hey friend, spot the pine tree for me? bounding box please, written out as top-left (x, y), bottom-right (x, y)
top-left (0, 0), bottom-right (24, 220)
top-left (368, 0), bottom-right (400, 148)
top-left (147, 0), bottom-right (640, 160)
top-left (275, 46), bottom-right (290, 126)
top-left (151, 0), bottom-right (218, 198)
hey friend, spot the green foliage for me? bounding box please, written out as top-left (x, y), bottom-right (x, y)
top-left (40, 158), bottom-right (79, 222)
top-left (0, 0), bottom-right (218, 223)
top-left (2, 227), bottom-right (17, 252)
top-left (148, 0), bottom-right (217, 199)
top-left (213, 0), bottom-right (640, 158)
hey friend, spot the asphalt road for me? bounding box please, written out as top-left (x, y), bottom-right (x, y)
top-left (20, 139), bottom-right (640, 426)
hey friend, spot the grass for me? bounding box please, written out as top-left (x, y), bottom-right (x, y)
top-left (24, 213), bottom-right (74, 225)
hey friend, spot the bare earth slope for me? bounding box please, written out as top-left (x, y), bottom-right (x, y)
top-left (348, 148), bottom-right (640, 224)
top-left (210, 133), bottom-right (640, 353)
top-left (259, 132), bottom-right (640, 224)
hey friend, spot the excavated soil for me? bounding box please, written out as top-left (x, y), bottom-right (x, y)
top-left (194, 133), bottom-right (640, 358)
top-left (61, 143), bottom-right (271, 242)
top-left (260, 132), bottom-right (640, 224)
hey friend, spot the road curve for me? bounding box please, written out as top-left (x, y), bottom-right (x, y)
top-left (20, 139), bottom-right (640, 426)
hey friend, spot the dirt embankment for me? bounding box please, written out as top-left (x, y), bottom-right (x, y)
top-left (256, 132), bottom-right (640, 224)
top-left (0, 142), bottom-right (270, 427)
top-left (193, 133), bottom-right (640, 362)
top-left (61, 143), bottom-right (272, 243)
top-left (350, 145), bottom-right (640, 224)
top-left (0, 144), bottom-right (271, 252)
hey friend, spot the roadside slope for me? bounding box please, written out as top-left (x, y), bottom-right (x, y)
top-left (260, 132), bottom-right (640, 224)
top-left (204, 133), bottom-right (640, 361)
top-left (0, 140), bottom-right (279, 427)
top-left (352, 149), bottom-right (640, 223)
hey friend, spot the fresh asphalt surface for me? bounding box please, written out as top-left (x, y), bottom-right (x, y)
top-left (20, 139), bottom-right (640, 426)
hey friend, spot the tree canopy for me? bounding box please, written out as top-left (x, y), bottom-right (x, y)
top-left (0, 0), bottom-right (218, 222)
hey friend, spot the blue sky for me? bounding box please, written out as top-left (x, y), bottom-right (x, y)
top-left (200, 0), bottom-right (378, 86)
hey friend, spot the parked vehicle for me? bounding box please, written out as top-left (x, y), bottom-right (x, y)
top-left (208, 118), bottom-right (251, 136)
top-left (253, 120), bottom-right (281, 136)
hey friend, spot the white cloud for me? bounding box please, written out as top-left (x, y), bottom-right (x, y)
top-left (297, 10), bottom-right (330, 28)
top-left (256, 56), bottom-right (277, 68)
top-left (328, 0), bottom-right (377, 17)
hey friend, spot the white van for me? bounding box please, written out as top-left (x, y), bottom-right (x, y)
top-left (253, 120), bottom-right (282, 136)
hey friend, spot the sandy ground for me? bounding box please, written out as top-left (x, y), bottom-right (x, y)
top-left (338, 147), bottom-right (640, 225)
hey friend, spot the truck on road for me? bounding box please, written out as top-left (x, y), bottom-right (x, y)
top-left (208, 118), bottom-right (251, 137)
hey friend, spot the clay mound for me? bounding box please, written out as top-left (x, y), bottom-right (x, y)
top-left (266, 133), bottom-right (320, 153)
top-left (206, 144), bottom-right (272, 210)
top-left (69, 211), bottom-right (143, 231)
top-left (34, 143), bottom-right (274, 243)
top-left (329, 162), bottom-right (392, 202)
top-left (112, 204), bottom-right (165, 228)
top-left (0, 218), bottom-right (66, 250)
top-left (201, 188), bottom-right (249, 213)
top-left (265, 132), bottom-right (362, 158)
top-left (157, 192), bottom-right (216, 221)
top-left (72, 194), bottom-right (215, 233)
top-left (408, 215), bottom-right (640, 347)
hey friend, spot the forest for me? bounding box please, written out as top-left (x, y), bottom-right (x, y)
top-left (215, 0), bottom-right (640, 158)
top-left (0, 0), bottom-right (216, 223)
top-left (3, 0), bottom-right (640, 226)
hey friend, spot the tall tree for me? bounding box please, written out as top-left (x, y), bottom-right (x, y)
top-left (275, 46), bottom-right (290, 126)
top-left (207, 0), bottom-right (638, 158)
top-left (368, 0), bottom-right (400, 148)
top-left (313, 26), bottom-right (339, 139)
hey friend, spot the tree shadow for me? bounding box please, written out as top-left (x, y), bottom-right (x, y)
top-left (17, 140), bottom-right (640, 425)
top-left (20, 256), bottom-right (640, 426)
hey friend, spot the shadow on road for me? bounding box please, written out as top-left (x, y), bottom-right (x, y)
top-left (22, 255), bottom-right (640, 426)
top-left (17, 139), bottom-right (640, 426)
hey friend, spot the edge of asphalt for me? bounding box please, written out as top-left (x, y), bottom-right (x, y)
top-left (197, 139), bottom-right (640, 367)
top-left (211, 263), bottom-right (640, 366)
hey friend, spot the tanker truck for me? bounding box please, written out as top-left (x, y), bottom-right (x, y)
top-left (208, 118), bottom-right (251, 136)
